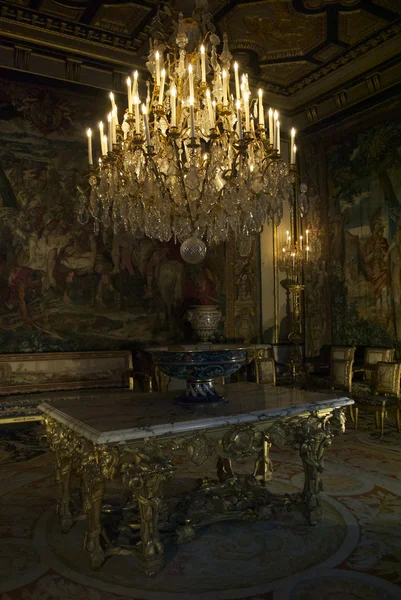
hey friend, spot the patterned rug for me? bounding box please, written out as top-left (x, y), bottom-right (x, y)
top-left (0, 417), bottom-right (400, 600)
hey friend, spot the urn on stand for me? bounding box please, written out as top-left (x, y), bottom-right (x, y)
top-left (187, 305), bottom-right (223, 342)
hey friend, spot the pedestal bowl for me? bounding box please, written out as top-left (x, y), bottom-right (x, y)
top-left (146, 345), bottom-right (250, 403)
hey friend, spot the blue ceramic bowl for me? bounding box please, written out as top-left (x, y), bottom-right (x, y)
top-left (146, 345), bottom-right (250, 403)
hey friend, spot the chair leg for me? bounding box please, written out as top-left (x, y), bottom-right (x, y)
top-left (349, 405), bottom-right (355, 424)
top-left (380, 409), bottom-right (386, 437)
top-left (354, 406), bottom-right (359, 431)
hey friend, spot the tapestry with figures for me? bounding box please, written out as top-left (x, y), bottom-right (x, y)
top-left (0, 77), bottom-right (260, 353)
top-left (301, 101), bottom-right (401, 356)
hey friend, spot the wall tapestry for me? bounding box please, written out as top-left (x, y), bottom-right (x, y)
top-left (0, 78), bottom-right (260, 353)
top-left (327, 117), bottom-right (401, 352)
top-left (301, 103), bottom-right (401, 356)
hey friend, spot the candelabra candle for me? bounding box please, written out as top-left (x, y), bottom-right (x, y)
top-left (112, 107), bottom-right (118, 143)
top-left (258, 89), bottom-right (265, 127)
top-left (268, 108), bottom-right (273, 143)
top-left (132, 70), bottom-right (138, 98)
top-left (188, 64), bottom-right (194, 100)
top-left (200, 45), bottom-right (206, 83)
top-left (277, 120), bottom-right (281, 154)
top-left (142, 104), bottom-right (151, 146)
top-left (306, 229), bottom-right (309, 245)
top-left (290, 128), bottom-right (296, 163)
top-left (155, 51), bottom-right (160, 86)
top-left (98, 121), bottom-right (104, 154)
top-left (103, 134), bottom-right (108, 156)
top-left (134, 95), bottom-right (140, 134)
top-left (86, 128), bottom-right (93, 165)
top-left (222, 70), bottom-right (228, 106)
top-left (170, 85), bottom-right (177, 127)
top-left (234, 62), bottom-right (240, 101)
top-left (306, 246), bottom-right (310, 263)
top-left (236, 100), bottom-right (243, 139)
top-left (109, 92), bottom-right (115, 111)
top-left (107, 113), bottom-right (113, 152)
top-left (300, 235), bottom-right (303, 250)
top-left (159, 69), bottom-right (166, 105)
top-left (189, 96), bottom-right (196, 138)
top-left (126, 78), bottom-right (132, 112)
top-left (244, 92), bottom-right (250, 131)
top-left (206, 88), bottom-right (214, 129)
top-left (294, 144), bottom-right (297, 163)
top-left (273, 111), bottom-right (278, 149)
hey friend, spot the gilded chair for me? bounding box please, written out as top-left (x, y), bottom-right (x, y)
top-left (330, 358), bottom-right (354, 393)
top-left (363, 347), bottom-right (395, 382)
top-left (330, 346), bottom-right (356, 362)
top-left (352, 361), bottom-right (401, 436)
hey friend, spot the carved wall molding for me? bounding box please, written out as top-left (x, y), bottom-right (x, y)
top-left (14, 45), bottom-right (31, 71)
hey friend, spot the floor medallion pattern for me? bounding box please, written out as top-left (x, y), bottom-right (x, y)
top-left (0, 418), bottom-right (400, 600)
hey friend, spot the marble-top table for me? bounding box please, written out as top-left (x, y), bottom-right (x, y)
top-left (40, 384), bottom-right (353, 577)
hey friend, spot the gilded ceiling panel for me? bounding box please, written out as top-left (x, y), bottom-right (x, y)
top-left (372, 0), bottom-right (401, 13)
top-left (225, 1), bottom-right (326, 60)
top-left (260, 61), bottom-right (315, 86)
top-left (338, 10), bottom-right (387, 46)
top-left (92, 3), bottom-right (150, 36)
top-left (40, 0), bottom-right (86, 21)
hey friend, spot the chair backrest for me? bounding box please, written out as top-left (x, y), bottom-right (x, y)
top-left (255, 357), bottom-right (276, 385)
top-left (364, 348), bottom-right (395, 381)
top-left (330, 358), bottom-right (354, 392)
top-left (331, 346), bottom-right (356, 362)
top-left (374, 362), bottom-right (401, 398)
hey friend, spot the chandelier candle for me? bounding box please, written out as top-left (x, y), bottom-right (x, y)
top-left (86, 128), bottom-right (93, 165)
top-left (82, 15), bottom-right (295, 262)
top-left (290, 128), bottom-right (296, 163)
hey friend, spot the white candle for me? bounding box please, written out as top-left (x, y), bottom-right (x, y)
top-left (109, 91), bottom-right (115, 111)
top-left (306, 229), bottom-right (309, 245)
top-left (206, 88), bottom-right (214, 129)
top-left (132, 70), bottom-right (138, 98)
top-left (159, 68), bottom-right (166, 104)
top-left (290, 128), bottom-right (296, 163)
top-left (273, 110), bottom-right (278, 148)
top-left (189, 96), bottom-right (195, 138)
top-left (170, 85), bottom-right (176, 127)
top-left (241, 74), bottom-right (247, 99)
top-left (155, 50), bottom-right (160, 86)
top-left (258, 89), bottom-right (265, 127)
top-left (188, 64), bottom-right (194, 100)
top-left (222, 70), bottom-right (228, 106)
top-left (268, 108), bottom-right (273, 142)
top-left (99, 121), bottom-right (104, 154)
top-left (293, 144), bottom-right (297, 164)
top-left (234, 62), bottom-right (240, 101)
top-left (306, 246), bottom-right (309, 263)
top-left (142, 104), bottom-right (151, 146)
top-left (107, 113), bottom-right (113, 151)
top-left (276, 120), bottom-right (281, 153)
top-left (200, 45), bottom-right (206, 83)
top-left (126, 77), bottom-right (132, 112)
top-left (299, 235), bottom-right (303, 250)
top-left (104, 134), bottom-right (109, 154)
top-left (112, 106), bottom-right (118, 143)
top-left (236, 100), bottom-right (243, 140)
top-left (133, 95), bottom-right (140, 134)
top-left (244, 92), bottom-right (250, 131)
top-left (86, 128), bottom-right (93, 165)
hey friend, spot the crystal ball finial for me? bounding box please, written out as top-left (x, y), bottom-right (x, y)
top-left (180, 237), bottom-right (207, 264)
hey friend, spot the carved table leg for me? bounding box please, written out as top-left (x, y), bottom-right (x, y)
top-left (122, 443), bottom-right (175, 577)
top-left (84, 478), bottom-right (106, 570)
top-left (297, 417), bottom-right (333, 525)
top-left (55, 454), bottom-right (74, 533)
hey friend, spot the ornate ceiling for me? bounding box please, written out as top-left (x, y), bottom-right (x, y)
top-left (0, 0), bottom-right (400, 129)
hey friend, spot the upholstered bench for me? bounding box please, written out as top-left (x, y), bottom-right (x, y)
top-left (0, 351), bottom-right (135, 424)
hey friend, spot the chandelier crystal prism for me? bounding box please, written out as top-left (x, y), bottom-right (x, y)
top-left (82, 10), bottom-right (297, 262)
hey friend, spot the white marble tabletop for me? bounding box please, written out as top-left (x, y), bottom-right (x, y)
top-left (38, 384), bottom-right (353, 445)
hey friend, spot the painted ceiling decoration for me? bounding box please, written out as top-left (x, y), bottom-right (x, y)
top-left (0, 0), bottom-right (400, 127)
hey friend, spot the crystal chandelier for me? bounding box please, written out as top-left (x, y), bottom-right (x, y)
top-left (81, 10), bottom-right (297, 263)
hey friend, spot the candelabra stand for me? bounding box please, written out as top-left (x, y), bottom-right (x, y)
top-left (278, 166), bottom-right (311, 386)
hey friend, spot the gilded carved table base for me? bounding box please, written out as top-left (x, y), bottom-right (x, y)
top-left (43, 408), bottom-right (345, 577)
